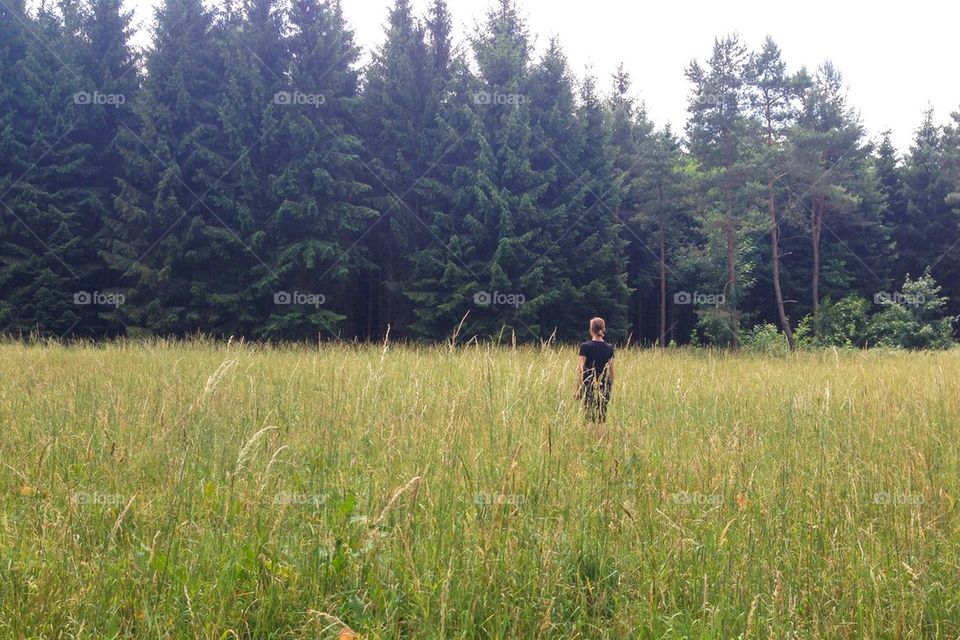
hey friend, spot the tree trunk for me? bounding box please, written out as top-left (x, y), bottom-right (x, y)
top-left (725, 219), bottom-right (739, 350)
top-left (762, 98), bottom-right (793, 350)
top-left (812, 197), bottom-right (823, 317)
top-left (658, 220), bottom-right (666, 347)
top-left (768, 176), bottom-right (794, 349)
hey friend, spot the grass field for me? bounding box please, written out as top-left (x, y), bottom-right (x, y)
top-left (3, 340), bottom-right (960, 638)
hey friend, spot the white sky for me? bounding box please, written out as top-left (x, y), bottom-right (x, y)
top-left (124, 0), bottom-right (960, 152)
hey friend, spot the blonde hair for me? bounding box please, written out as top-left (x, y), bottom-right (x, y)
top-left (589, 317), bottom-right (605, 339)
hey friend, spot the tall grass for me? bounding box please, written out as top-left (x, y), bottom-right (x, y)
top-left (2, 340), bottom-right (959, 637)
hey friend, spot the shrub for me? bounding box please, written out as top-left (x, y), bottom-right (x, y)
top-left (795, 296), bottom-right (871, 348)
top-left (865, 269), bottom-right (956, 349)
top-left (794, 269), bottom-right (955, 350)
top-left (690, 307), bottom-right (737, 347)
top-left (742, 323), bottom-right (789, 355)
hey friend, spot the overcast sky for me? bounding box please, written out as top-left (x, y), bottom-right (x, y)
top-left (127, 0), bottom-right (960, 152)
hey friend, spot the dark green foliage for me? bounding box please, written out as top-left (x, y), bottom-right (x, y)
top-left (866, 269), bottom-right (956, 349)
top-left (795, 270), bottom-right (956, 349)
top-left (795, 295), bottom-right (872, 348)
top-left (255, 0), bottom-right (375, 340)
top-left (103, 0), bottom-right (228, 336)
top-left (1, 5), bottom-right (957, 346)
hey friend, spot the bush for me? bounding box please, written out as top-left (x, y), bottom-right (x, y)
top-left (742, 323), bottom-right (789, 355)
top-left (865, 269), bottom-right (956, 349)
top-left (690, 306), bottom-right (737, 348)
top-left (795, 269), bottom-right (955, 350)
top-left (795, 296), bottom-right (871, 348)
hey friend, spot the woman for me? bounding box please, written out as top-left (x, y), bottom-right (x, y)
top-left (575, 317), bottom-right (615, 422)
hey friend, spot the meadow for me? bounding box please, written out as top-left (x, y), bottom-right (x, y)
top-left (2, 340), bottom-right (960, 638)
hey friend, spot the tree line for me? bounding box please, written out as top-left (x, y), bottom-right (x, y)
top-left (2, 0), bottom-right (959, 346)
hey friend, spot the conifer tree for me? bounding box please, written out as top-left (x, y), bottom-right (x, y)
top-left (0, 2), bottom-right (101, 336)
top-left (103, 0), bottom-right (227, 335)
top-left (258, 0), bottom-right (376, 339)
top-left (685, 35), bottom-right (760, 348)
top-left (789, 62), bottom-right (869, 315)
top-left (361, 0), bottom-right (443, 338)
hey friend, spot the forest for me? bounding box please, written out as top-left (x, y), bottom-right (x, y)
top-left (2, 0), bottom-right (959, 347)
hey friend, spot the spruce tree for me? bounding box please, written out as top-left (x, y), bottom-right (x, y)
top-left (460, 0), bottom-right (550, 341)
top-left (403, 14), bottom-right (488, 341)
top-left (257, 0), bottom-right (376, 339)
top-left (103, 0), bottom-right (228, 335)
top-left (525, 39), bottom-right (588, 340)
top-left (203, 0), bottom-right (288, 336)
top-left (361, 0), bottom-right (441, 338)
top-left (899, 109), bottom-right (960, 319)
top-left (0, 2), bottom-right (102, 336)
top-left (70, 0), bottom-right (141, 335)
top-left (563, 73), bottom-right (630, 340)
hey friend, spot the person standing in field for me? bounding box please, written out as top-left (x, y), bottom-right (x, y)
top-left (575, 317), bottom-right (615, 422)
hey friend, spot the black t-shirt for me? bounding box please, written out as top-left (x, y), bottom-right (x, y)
top-left (579, 340), bottom-right (614, 384)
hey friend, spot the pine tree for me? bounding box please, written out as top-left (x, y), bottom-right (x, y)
top-left (103, 0), bottom-right (228, 335)
top-left (685, 34), bottom-right (761, 348)
top-left (360, 0), bottom-right (443, 338)
top-left (606, 65), bottom-right (695, 345)
top-left (789, 62), bottom-right (870, 315)
top-left (0, 2), bottom-right (103, 336)
top-left (257, 0), bottom-right (376, 339)
top-left (644, 128), bottom-right (690, 346)
top-left (745, 37), bottom-right (806, 347)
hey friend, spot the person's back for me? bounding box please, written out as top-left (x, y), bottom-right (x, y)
top-left (579, 339), bottom-right (614, 385)
top-left (576, 317), bottom-right (615, 422)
